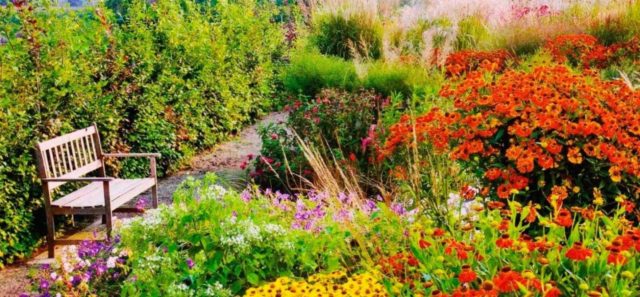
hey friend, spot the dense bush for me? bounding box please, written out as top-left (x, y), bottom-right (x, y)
top-left (0, 0), bottom-right (285, 266)
top-left (382, 65), bottom-right (640, 214)
top-left (311, 12), bottom-right (382, 60)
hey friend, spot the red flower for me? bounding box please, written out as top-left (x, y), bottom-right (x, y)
top-left (478, 281), bottom-right (499, 297)
top-left (554, 209), bottom-right (573, 227)
top-left (433, 228), bottom-right (446, 237)
top-left (496, 234), bottom-right (514, 249)
top-left (565, 242), bottom-right (593, 261)
top-left (458, 264), bottom-right (477, 283)
top-left (493, 267), bottom-right (524, 293)
top-left (419, 239), bottom-right (431, 249)
top-left (607, 247), bottom-right (627, 265)
top-left (545, 285), bottom-right (562, 297)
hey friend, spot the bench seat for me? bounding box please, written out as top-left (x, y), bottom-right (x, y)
top-left (52, 178), bottom-right (155, 210)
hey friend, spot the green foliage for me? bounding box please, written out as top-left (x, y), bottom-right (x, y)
top-left (119, 174), bottom-right (351, 295)
top-left (311, 12), bottom-right (382, 60)
top-left (283, 51), bottom-right (434, 98)
top-left (361, 62), bottom-right (431, 97)
top-left (0, 0), bottom-right (285, 265)
top-left (282, 50), bottom-right (358, 96)
top-left (250, 123), bottom-right (310, 191)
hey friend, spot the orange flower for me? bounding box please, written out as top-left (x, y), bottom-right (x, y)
top-left (485, 168), bottom-right (502, 181)
top-left (567, 147), bottom-right (583, 164)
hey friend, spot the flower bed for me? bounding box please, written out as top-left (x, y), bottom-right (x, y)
top-left (382, 64), bottom-right (640, 213)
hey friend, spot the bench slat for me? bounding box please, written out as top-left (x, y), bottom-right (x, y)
top-left (38, 126), bottom-right (97, 150)
top-left (48, 160), bottom-right (104, 190)
top-left (52, 178), bottom-right (155, 209)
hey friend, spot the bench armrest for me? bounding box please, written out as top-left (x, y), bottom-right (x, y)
top-left (41, 177), bottom-right (115, 182)
top-left (103, 153), bottom-right (161, 158)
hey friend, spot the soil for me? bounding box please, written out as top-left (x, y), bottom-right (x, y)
top-left (0, 112), bottom-right (287, 297)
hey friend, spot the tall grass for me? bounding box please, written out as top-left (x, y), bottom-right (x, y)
top-left (303, 0), bottom-right (640, 63)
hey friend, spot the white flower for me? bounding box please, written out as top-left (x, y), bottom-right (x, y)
top-left (106, 256), bottom-right (117, 269)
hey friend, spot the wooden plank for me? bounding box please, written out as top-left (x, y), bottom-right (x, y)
top-left (72, 139), bottom-right (84, 168)
top-left (51, 146), bottom-right (63, 176)
top-left (37, 126), bottom-right (97, 150)
top-left (62, 143), bottom-right (73, 172)
top-left (110, 178), bottom-right (156, 209)
top-left (46, 149), bottom-right (56, 177)
top-left (48, 160), bottom-right (103, 190)
top-left (52, 178), bottom-right (155, 209)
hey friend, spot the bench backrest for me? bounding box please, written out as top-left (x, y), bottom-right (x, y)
top-left (35, 124), bottom-right (105, 190)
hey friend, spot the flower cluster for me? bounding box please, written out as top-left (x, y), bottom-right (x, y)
top-left (27, 237), bottom-right (128, 297)
top-left (384, 197), bottom-right (640, 296)
top-left (544, 34), bottom-right (640, 69)
top-left (244, 271), bottom-right (388, 297)
top-left (382, 65), bottom-right (640, 211)
top-left (444, 49), bottom-right (514, 76)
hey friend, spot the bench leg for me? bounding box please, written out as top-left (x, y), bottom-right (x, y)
top-left (46, 210), bottom-right (55, 258)
top-left (151, 185), bottom-right (158, 208)
top-left (105, 208), bottom-right (113, 241)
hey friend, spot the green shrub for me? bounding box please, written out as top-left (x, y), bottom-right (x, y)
top-left (282, 51), bottom-right (358, 96)
top-left (311, 12), bottom-right (382, 60)
top-left (361, 62), bottom-right (430, 97)
top-left (0, 0), bottom-right (285, 266)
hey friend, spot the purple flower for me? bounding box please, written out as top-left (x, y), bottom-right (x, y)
top-left (71, 275), bottom-right (83, 287)
top-left (390, 202), bottom-right (407, 216)
top-left (186, 258), bottom-right (195, 269)
top-left (332, 208), bottom-right (353, 223)
top-left (362, 200), bottom-right (378, 214)
top-left (135, 198), bottom-right (148, 211)
top-left (240, 189), bottom-right (252, 203)
top-left (39, 279), bottom-right (50, 291)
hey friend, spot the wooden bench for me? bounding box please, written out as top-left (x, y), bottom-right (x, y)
top-left (35, 124), bottom-right (159, 258)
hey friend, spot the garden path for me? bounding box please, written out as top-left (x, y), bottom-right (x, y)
top-left (0, 112), bottom-right (286, 297)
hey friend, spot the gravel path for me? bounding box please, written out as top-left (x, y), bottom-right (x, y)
top-left (0, 112), bottom-right (287, 297)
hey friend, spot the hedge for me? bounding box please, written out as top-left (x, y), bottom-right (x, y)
top-left (0, 0), bottom-right (286, 266)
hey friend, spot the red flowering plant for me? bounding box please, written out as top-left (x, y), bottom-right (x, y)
top-left (381, 65), bottom-right (640, 215)
top-left (398, 198), bottom-right (640, 296)
top-left (544, 34), bottom-right (640, 69)
top-left (444, 49), bottom-right (516, 77)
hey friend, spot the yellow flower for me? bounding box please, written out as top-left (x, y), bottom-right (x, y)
top-left (621, 270), bottom-right (634, 279)
top-left (593, 188), bottom-right (604, 206)
top-left (609, 166), bottom-right (622, 183)
top-left (579, 283), bottom-right (589, 290)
